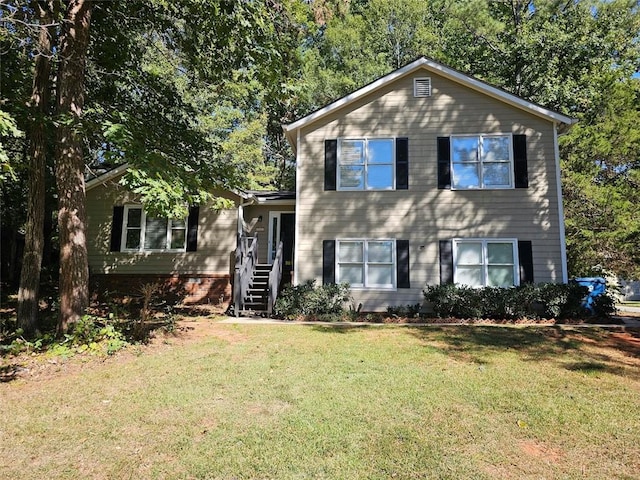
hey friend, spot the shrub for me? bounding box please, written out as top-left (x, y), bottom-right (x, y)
top-left (423, 282), bottom-right (616, 320)
top-left (274, 281), bottom-right (352, 319)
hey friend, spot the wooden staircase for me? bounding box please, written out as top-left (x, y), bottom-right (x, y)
top-left (242, 264), bottom-right (271, 313)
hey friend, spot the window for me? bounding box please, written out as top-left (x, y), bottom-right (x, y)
top-left (121, 206), bottom-right (187, 252)
top-left (337, 239), bottom-right (395, 288)
top-left (451, 134), bottom-right (513, 189)
top-left (338, 138), bottom-right (395, 190)
top-left (453, 239), bottom-right (518, 287)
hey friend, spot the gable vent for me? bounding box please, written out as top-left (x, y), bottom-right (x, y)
top-left (414, 77), bottom-right (432, 97)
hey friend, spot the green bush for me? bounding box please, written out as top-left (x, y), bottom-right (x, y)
top-left (274, 281), bottom-right (352, 319)
top-left (423, 282), bottom-right (615, 320)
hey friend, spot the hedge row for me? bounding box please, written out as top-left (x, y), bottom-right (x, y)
top-left (423, 282), bottom-right (615, 320)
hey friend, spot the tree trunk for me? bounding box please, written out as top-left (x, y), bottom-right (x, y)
top-left (17, 1), bottom-right (56, 336)
top-left (55, 0), bottom-right (92, 335)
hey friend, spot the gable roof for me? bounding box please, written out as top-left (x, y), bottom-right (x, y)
top-left (283, 56), bottom-right (577, 149)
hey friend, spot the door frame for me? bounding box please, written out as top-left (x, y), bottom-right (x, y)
top-left (267, 211), bottom-right (293, 264)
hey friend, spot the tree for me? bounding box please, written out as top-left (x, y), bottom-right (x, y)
top-left (55, 0), bottom-right (92, 334)
top-left (16, 0), bottom-right (56, 335)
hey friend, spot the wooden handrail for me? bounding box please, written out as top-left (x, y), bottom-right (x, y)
top-left (233, 234), bottom-right (258, 317)
top-left (267, 241), bottom-right (284, 315)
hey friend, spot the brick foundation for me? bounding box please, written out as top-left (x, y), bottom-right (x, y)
top-left (90, 274), bottom-right (231, 306)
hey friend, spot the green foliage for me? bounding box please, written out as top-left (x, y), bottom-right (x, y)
top-left (0, 110), bottom-right (23, 183)
top-left (423, 282), bottom-right (615, 320)
top-left (2, 315), bottom-right (128, 357)
top-left (274, 280), bottom-right (352, 319)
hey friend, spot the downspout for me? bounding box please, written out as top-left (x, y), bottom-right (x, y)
top-left (554, 124), bottom-right (569, 283)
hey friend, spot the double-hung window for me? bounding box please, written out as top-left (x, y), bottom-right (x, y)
top-left (451, 134), bottom-right (512, 189)
top-left (337, 239), bottom-right (395, 288)
top-left (122, 205), bottom-right (187, 252)
top-left (453, 239), bottom-right (518, 287)
top-left (338, 138), bottom-right (395, 190)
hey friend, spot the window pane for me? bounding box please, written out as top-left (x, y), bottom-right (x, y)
top-left (144, 217), bottom-right (168, 249)
top-left (170, 229), bottom-right (186, 250)
top-left (368, 265), bottom-right (393, 286)
top-left (339, 265), bottom-right (363, 285)
top-left (483, 163), bottom-right (510, 186)
top-left (487, 243), bottom-right (514, 264)
top-left (171, 219), bottom-right (186, 229)
top-left (368, 241), bottom-right (393, 263)
top-left (367, 164), bottom-right (393, 189)
top-left (488, 266), bottom-right (514, 287)
top-left (368, 139), bottom-right (393, 164)
top-left (340, 140), bottom-right (364, 164)
top-left (456, 266), bottom-right (482, 287)
top-left (452, 137), bottom-right (478, 162)
top-left (457, 243), bottom-right (482, 264)
top-left (452, 163), bottom-right (480, 188)
top-left (127, 208), bottom-right (141, 228)
top-left (482, 136), bottom-right (510, 162)
top-left (339, 165), bottom-right (364, 189)
top-left (339, 242), bottom-right (363, 262)
top-left (125, 229), bottom-right (141, 249)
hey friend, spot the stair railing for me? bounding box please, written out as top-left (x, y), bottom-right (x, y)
top-left (233, 234), bottom-right (258, 317)
top-left (267, 240), bottom-right (284, 316)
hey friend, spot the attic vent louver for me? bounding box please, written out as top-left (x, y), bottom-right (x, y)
top-left (414, 77), bottom-right (432, 97)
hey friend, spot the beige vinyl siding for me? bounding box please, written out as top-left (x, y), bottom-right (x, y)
top-left (296, 69), bottom-right (563, 311)
top-left (86, 182), bottom-right (239, 275)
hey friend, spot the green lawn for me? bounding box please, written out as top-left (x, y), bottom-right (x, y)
top-left (2, 323), bottom-right (639, 479)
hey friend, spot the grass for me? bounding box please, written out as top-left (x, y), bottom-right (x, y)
top-left (1, 322), bottom-right (639, 479)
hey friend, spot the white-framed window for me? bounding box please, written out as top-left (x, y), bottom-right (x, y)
top-left (453, 239), bottom-right (519, 287)
top-left (336, 239), bottom-right (396, 288)
top-left (338, 138), bottom-right (395, 190)
top-left (451, 134), bottom-right (513, 189)
top-left (121, 205), bottom-right (187, 252)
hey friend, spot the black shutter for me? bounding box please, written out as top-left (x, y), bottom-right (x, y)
top-left (518, 240), bottom-right (534, 284)
top-left (439, 240), bottom-right (454, 284)
top-left (322, 240), bottom-right (335, 284)
top-left (513, 134), bottom-right (528, 188)
top-left (186, 206), bottom-right (199, 252)
top-left (396, 240), bottom-right (410, 288)
top-left (324, 139), bottom-right (337, 191)
top-left (395, 137), bottom-right (409, 190)
top-left (437, 137), bottom-right (451, 189)
top-left (110, 206), bottom-right (124, 252)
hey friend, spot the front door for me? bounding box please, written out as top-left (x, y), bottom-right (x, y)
top-left (268, 212), bottom-right (295, 285)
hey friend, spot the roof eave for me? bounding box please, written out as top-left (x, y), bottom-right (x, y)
top-left (282, 57), bottom-right (577, 150)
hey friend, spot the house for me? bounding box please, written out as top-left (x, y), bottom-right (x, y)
top-left (86, 57), bottom-right (575, 313)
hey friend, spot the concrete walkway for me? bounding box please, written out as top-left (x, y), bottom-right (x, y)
top-left (218, 316), bottom-right (640, 328)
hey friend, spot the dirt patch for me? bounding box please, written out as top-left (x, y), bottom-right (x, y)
top-left (519, 439), bottom-right (564, 463)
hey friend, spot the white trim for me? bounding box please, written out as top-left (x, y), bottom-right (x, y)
top-left (450, 133), bottom-right (514, 190)
top-left (121, 205), bottom-right (187, 253)
top-left (554, 126), bottom-right (569, 283)
top-left (413, 77), bottom-right (432, 97)
top-left (337, 137), bottom-right (396, 191)
top-left (86, 164), bottom-right (130, 191)
top-left (283, 57), bottom-right (576, 150)
top-left (452, 238), bottom-right (520, 287)
top-left (293, 128), bottom-right (301, 286)
top-left (267, 211), bottom-right (294, 264)
top-left (335, 238), bottom-right (397, 290)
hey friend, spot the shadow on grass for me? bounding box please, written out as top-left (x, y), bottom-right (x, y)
top-left (405, 325), bottom-right (640, 380)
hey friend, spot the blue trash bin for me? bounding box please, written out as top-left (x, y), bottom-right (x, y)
top-left (574, 277), bottom-right (606, 314)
